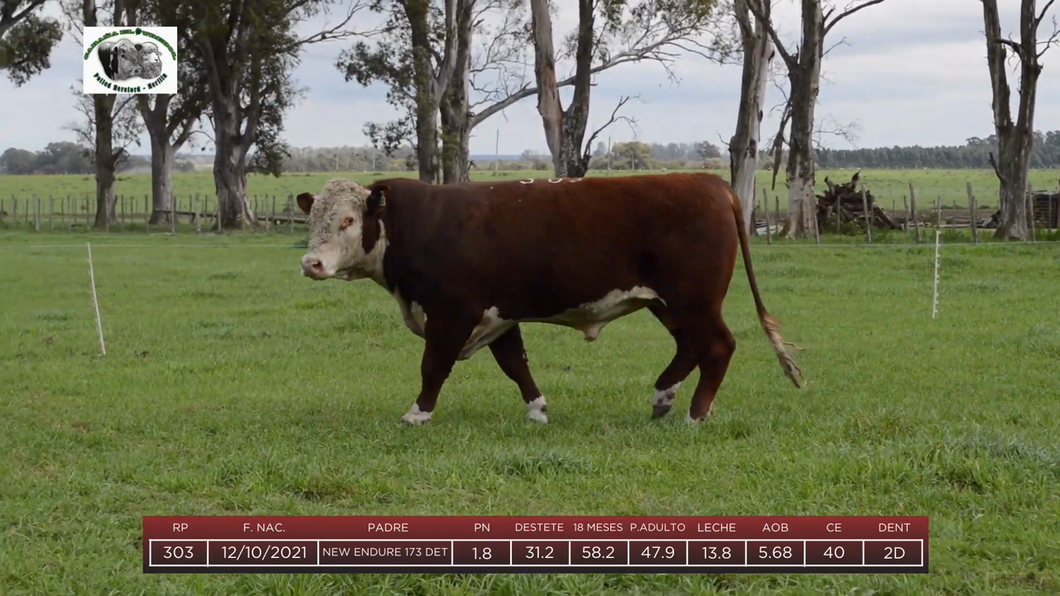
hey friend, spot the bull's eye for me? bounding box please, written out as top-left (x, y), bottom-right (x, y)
top-left (340, 216), bottom-right (355, 230)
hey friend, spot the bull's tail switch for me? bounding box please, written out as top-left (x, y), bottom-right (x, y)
top-left (730, 190), bottom-right (806, 389)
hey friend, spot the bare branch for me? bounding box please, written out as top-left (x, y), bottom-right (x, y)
top-left (746, 0), bottom-right (796, 69)
top-left (824, 0), bottom-right (889, 38)
top-left (987, 151), bottom-right (1003, 182)
top-left (1037, 0), bottom-right (1057, 30)
top-left (1038, 16), bottom-right (1060, 59)
top-left (277, 1), bottom-right (374, 52)
top-left (583, 94), bottom-right (640, 154)
top-left (767, 96), bottom-right (792, 191)
top-left (995, 36), bottom-right (1025, 61)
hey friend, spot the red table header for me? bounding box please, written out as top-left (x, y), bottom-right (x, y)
top-left (143, 516), bottom-right (928, 540)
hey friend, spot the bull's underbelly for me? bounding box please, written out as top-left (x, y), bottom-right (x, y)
top-left (393, 286), bottom-right (663, 361)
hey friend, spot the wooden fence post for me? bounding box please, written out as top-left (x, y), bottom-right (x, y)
top-left (1027, 186), bottom-right (1036, 243)
top-left (861, 184), bottom-right (872, 243)
top-left (288, 194), bottom-right (294, 234)
top-left (1049, 183), bottom-right (1056, 230)
top-left (909, 182), bottom-right (921, 243)
top-left (170, 194), bottom-right (176, 234)
top-left (968, 183), bottom-right (978, 245)
top-left (764, 190), bottom-right (772, 244)
top-left (49, 196), bottom-right (54, 231)
top-left (12, 195), bottom-right (17, 229)
top-left (33, 194), bottom-right (40, 231)
top-left (195, 194), bottom-right (202, 234)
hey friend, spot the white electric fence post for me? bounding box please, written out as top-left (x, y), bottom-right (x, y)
top-left (931, 229), bottom-right (941, 319)
top-left (87, 243), bottom-right (107, 355)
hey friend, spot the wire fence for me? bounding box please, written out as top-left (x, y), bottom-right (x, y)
top-left (1, 184), bottom-right (1058, 247)
top-left (0, 193), bottom-right (308, 235)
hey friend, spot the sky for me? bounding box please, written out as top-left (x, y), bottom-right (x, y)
top-left (2, 0), bottom-right (1059, 156)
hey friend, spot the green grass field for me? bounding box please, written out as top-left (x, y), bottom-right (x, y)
top-left (2, 168), bottom-right (1060, 227)
top-left (2, 229), bottom-right (1059, 594)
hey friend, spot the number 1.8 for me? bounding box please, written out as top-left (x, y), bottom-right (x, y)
top-left (472, 547), bottom-right (492, 560)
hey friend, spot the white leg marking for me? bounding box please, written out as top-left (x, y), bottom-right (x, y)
top-left (527, 396), bottom-right (549, 424)
top-left (652, 382), bottom-right (681, 406)
top-left (401, 403), bottom-right (433, 425)
top-left (686, 407), bottom-right (714, 425)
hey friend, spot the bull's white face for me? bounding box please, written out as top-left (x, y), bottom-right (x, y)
top-left (298, 179), bottom-right (388, 285)
top-left (139, 46), bottom-right (162, 79)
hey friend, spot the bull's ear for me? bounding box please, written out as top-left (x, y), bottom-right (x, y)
top-left (367, 185), bottom-right (389, 214)
top-left (296, 192), bottom-right (315, 214)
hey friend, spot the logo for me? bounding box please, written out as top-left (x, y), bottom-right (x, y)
top-left (82, 27), bottom-right (178, 94)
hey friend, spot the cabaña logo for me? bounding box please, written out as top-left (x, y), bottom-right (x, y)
top-left (82, 26), bottom-right (178, 94)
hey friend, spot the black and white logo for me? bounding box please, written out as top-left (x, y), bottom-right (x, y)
top-left (83, 27), bottom-right (178, 94)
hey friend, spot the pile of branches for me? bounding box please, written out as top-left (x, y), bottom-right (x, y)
top-left (815, 171), bottom-right (900, 231)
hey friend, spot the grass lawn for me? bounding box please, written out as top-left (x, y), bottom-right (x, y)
top-left (2, 230), bottom-right (1059, 595)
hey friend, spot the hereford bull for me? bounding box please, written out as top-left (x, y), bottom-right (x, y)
top-left (296, 173), bottom-right (804, 425)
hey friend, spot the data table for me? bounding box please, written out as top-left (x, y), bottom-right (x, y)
top-left (143, 516), bottom-right (927, 574)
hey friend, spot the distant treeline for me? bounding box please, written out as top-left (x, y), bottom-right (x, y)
top-left (0, 142), bottom-right (197, 176)
top-left (5, 132), bottom-right (1060, 176)
top-left (815, 132), bottom-right (1060, 169)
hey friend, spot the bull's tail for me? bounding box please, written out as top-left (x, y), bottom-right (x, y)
top-left (730, 191), bottom-right (805, 388)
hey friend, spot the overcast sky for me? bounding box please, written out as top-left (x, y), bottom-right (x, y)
top-left (2, 0), bottom-right (1058, 156)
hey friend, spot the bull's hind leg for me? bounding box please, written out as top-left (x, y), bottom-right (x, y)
top-left (489, 325), bottom-right (548, 423)
top-left (684, 312), bottom-right (737, 423)
top-left (648, 306), bottom-right (699, 419)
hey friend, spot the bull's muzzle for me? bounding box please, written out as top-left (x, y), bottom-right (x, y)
top-left (301, 254), bottom-right (328, 280)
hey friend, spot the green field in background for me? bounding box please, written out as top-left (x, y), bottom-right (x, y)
top-left (2, 168), bottom-right (1060, 219)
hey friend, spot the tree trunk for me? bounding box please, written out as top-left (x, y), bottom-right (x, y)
top-left (995, 137), bottom-right (1031, 239)
top-left (92, 94), bottom-right (118, 227)
top-left (149, 137), bottom-right (175, 224)
top-left (138, 94), bottom-right (177, 224)
top-left (406, 0), bottom-right (442, 184)
top-left (440, 3), bottom-right (473, 184)
top-left (440, 105), bottom-right (470, 184)
top-left (531, 0), bottom-right (594, 178)
top-left (782, 0), bottom-right (823, 239)
top-left (982, 0), bottom-right (1043, 241)
top-left (530, 0), bottom-right (564, 176)
top-left (213, 105), bottom-right (256, 229)
top-left (730, 0), bottom-right (774, 233)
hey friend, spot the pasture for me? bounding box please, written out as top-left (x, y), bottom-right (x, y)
top-left (2, 227), bottom-right (1059, 595)
top-left (2, 168), bottom-right (1060, 226)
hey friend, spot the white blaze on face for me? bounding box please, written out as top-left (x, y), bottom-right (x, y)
top-left (302, 179), bottom-right (388, 286)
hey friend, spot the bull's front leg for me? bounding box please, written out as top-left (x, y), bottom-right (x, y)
top-left (488, 325), bottom-right (548, 423)
top-left (401, 312), bottom-right (476, 425)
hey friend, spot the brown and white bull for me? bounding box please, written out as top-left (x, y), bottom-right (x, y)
top-left (296, 173), bottom-right (804, 425)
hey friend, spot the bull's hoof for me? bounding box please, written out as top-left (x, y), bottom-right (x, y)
top-left (685, 410), bottom-right (714, 425)
top-left (527, 409), bottom-right (549, 424)
top-left (527, 396), bottom-right (549, 424)
top-left (400, 404), bottom-right (433, 425)
top-left (652, 404), bottom-right (673, 419)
